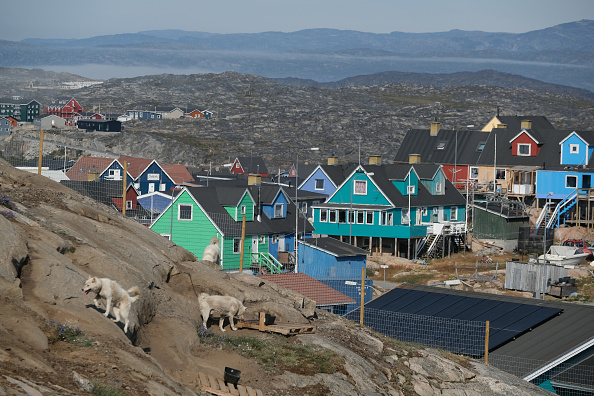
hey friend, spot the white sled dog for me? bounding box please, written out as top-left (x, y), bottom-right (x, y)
top-left (201, 237), bottom-right (221, 264)
top-left (82, 276), bottom-right (140, 334)
top-left (198, 293), bottom-right (246, 332)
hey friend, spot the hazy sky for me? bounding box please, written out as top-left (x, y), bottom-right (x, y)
top-left (2, 0), bottom-right (594, 41)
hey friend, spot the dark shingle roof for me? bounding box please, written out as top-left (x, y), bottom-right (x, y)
top-left (236, 156), bottom-right (269, 174)
top-left (301, 237), bottom-right (369, 257)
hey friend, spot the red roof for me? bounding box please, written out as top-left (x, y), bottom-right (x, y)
top-left (256, 273), bottom-right (355, 305)
top-left (66, 156), bottom-right (115, 181)
top-left (161, 164), bottom-right (195, 184)
top-left (118, 156), bottom-right (153, 179)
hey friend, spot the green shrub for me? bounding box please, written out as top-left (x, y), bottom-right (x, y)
top-left (90, 382), bottom-right (127, 396)
top-left (51, 320), bottom-right (93, 347)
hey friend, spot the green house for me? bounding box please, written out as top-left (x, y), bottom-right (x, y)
top-left (150, 184), bottom-right (311, 272)
top-left (312, 163), bottom-right (467, 259)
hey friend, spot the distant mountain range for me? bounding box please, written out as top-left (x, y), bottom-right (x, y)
top-left (1, 20), bottom-right (593, 90)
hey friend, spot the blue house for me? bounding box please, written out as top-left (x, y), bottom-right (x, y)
top-left (559, 131), bottom-right (593, 166)
top-left (298, 237), bottom-right (372, 314)
top-left (299, 162), bottom-right (354, 198)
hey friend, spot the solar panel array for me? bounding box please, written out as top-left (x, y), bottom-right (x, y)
top-left (348, 288), bottom-right (563, 356)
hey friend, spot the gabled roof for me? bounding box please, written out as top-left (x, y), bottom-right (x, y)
top-left (256, 273), bottom-right (355, 305)
top-left (495, 115), bottom-right (555, 132)
top-left (559, 131), bottom-right (587, 145)
top-left (183, 185), bottom-right (312, 237)
top-left (300, 237), bottom-right (368, 257)
top-left (66, 156), bottom-right (118, 181)
top-left (393, 129), bottom-right (486, 166)
top-left (234, 156), bottom-right (269, 174)
top-left (160, 164), bottom-right (195, 184)
top-left (118, 156), bottom-right (154, 179)
top-left (508, 129), bottom-right (541, 144)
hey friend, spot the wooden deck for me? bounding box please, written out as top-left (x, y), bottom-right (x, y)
top-left (236, 312), bottom-right (316, 335)
top-left (198, 371), bottom-right (263, 396)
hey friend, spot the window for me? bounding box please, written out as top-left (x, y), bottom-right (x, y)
top-left (274, 203), bottom-right (284, 218)
top-left (407, 185), bottom-right (415, 194)
top-left (401, 208), bottom-right (410, 224)
top-left (126, 200), bottom-right (132, 210)
top-left (380, 212), bottom-right (393, 226)
top-left (354, 180), bottom-right (367, 195)
top-left (436, 141), bottom-right (447, 150)
top-left (570, 144), bottom-right (579, 154)
top-left (271, 235), bottom-right (278, 244)
top-left (320, 209), bottom-right (327, 222)
top-left (259, 236), bottom-right (265, 243)
top-left (161, 234), bottom-right (171, 240)
top-left (178, 204), bottom-right (192, 220)
top-left (233, 238), bottom-right (241, 254)
top-left (338, 209), bottom-right (347, 223)
top-left (422, 207), bottom-right (428, 216)
top-left (470, 167), bottom-right (479, 179)
top-left (566, 175), bottom-right (577, 188)
top-left (315, 179), bottom-right (324, 190)
top-left (518, 143), bottom-right (531, 156)
top-left (109, 169), bottom-right (120, 179)
top-left (450, 206), bottom-right (458, 221)
top-left (495, 168), bottom-right (506, 180)
top-left (476, 142), bottom-right (486, 152)
top-left (357, 211), bottom-right (365, 224)
top-left (300, 202), bottom-right (307, 214)
top-left (241, 205), bottom-right (246, 215)
top-left (366, 211), bottom-right (373, 224)
top-left (159, 183), bottom-right (166, 191)
top-left (348, 210), bottom-right (355, 224)
top-left (329, 210), bottom-right (337, 223)
top-left (436, 183), bottom-right (443, 193)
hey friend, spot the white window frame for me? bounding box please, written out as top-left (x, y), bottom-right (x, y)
top-left (315, 179), bottom-right (324, 190)
top-left (320, 209), bottom-right (327, 222)
top-left (329, 210), bottom-right (337, 223)
top-left (401, 208), bottom-right (410, 225)
top-left (161, 234), bottom-right (171, 240)
top-left (159, 183), bottom-right (166, 192)
top-left (178, 204), bottom-right (193, 220)
top-left (357, 211), bottom-right (365, 224)
top-left (126, 200), bottom-right (132, 210)
top-left (366, 211), bottom-right (373, 225)
top-left (518, 143), bottom-right (531, 156)
top-left (436, 183), bottom-right (442, 193)
top-left (271, 235), bottom-right (278, 244)
top-left (241, 205), bottom-right (247, 215)
top-left (422, 207), bottom-right (428, 216)
top-left (495, 168), bottom-right (506, 180)
top-left (470, 167), bottom-right (479, 180)
top-left (450, 206), bottom-right (458, 221)
top-left (570, 144), bottom-right (579, 154)
top-left (566, 175), bottom-right (578, 188)
top-left (353, 180), bottom-right (367, 195)
top-left (274, 203), bottom-right (284, 218)
top-left (233, 238), bottom-right (241, 254)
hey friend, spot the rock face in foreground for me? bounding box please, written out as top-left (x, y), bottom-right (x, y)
top-left (0, 160), bottom-right (550, 395)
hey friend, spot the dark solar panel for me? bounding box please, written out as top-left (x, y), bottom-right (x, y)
top-left (359, 287), bottom-right (563, 356)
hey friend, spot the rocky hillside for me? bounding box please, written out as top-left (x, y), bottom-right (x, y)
top-left (4, 68), bottom-right (594, 170)
top-left (0, 160), bottom-right (553, 395)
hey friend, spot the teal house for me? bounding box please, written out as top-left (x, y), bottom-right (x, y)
top-left (311, 163), bottom-right (467, 259)
top-left (149, 184), bottom-right (312, 272)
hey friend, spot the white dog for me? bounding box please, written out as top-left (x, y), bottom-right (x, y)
top-left (82, 276), bottom-right (140, 334)
top-left (202, 237), bottom-right (220, 264)
top-left (198, 292), bottom-right (246, 332)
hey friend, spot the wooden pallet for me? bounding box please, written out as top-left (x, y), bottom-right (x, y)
top-left (198, 371), bottom-right (263, 396)
top-left (236, 312), bottom-right (316, 335)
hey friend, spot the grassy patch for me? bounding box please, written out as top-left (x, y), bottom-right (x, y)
top-left (50, 320), bottom-right (94, 347)
top-left (564, 277), bottom-right (594, 303)
top-left (197, 326), bottom-right (345, 375)
top-left (394, 272), bottom-right (435, 284)
top-left (90, 382), bottom-right (127, 396)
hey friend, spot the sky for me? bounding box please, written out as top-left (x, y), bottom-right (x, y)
top-left (2, 0), bottom-right (594, 41)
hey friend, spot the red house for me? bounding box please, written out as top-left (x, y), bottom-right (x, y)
top-left (46, 97), bottom-right (84, 119)
top-left (509, 130), bottom-right (541, 157)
